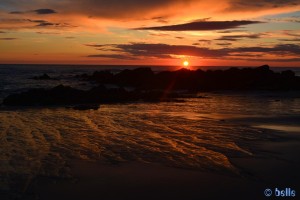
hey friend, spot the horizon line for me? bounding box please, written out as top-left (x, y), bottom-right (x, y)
top-left (0, 63), bottom-right (300, 68)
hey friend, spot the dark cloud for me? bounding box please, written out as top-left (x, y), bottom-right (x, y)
top-left (233, 57), bottom-right (300, 62)
top-left (0, 37), bottom-right (18, 40)
top-left (285, 32), bottom-right (300, 37)
top-left (10, 8), bottom-right (57, 15)
top-left (217, 30), bottom-right (244, 33)
top-left (65, 36), bottom-right (75, 39)
top-left (113, 43), bottom-right (230, 58)
top-left (36, 22), bottom-right (56, 27)
top-left (216, 33), bottom-right (263, 41)
top-left (198, 39), bottom-right (211, 42)
top-left (264, 17), bottom-right (300, 23)
top-left (89, 42), bottom-right (300, 61)
top-left (27, 19), bottom-right (75, 28)
top-left (36, 31), bottom-right (60, 35)
top-left (33, 9), bottom-right (56, 14)
top-left (216, 42), bottom-right (232, 46)
top-left (264, 58), bottom-right (300, 62)
top-left (198, 39), bottom-right (211, 45)
top-left (194, 17), bottom-right (212, 22)
top-left (151, 16), bottom-right (169, 23)
top-left (0, 31), bottom-right (7, 33)
top-left (87, 54), bottom-right (137, 60)
top-left (134, 20), bottom-right (262, 31)
top-left (175, 36), bottom-right (184, 39)
top-left (85, 44), bottom-right (106, 48)
top-left (27, 19), bottom-right (55, 26)
top-left (42, 23), bottom-right (74, 28)
top-left (279, 38), bottom-right (300, 42)
top-left (227, 0), bottom-right (300, 11)
top-left (149, 33), bottom-right (170, 37)
top-left (228, 53), bottom-right (263, 57)
top-left (28, 19), bottom-right (48, 23)
top-left (9, 11), bottom-right (24, 14)
top-left (235, 44), bottom-right (300, 55)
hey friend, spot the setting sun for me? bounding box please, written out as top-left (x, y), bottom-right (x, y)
top-left (183, 61), bottom-right (189, 68)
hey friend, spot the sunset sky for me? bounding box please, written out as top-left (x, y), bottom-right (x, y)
top-left (0, 0), bottom-right (300, 66)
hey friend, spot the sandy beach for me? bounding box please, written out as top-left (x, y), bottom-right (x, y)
top-left (23, 129), bottom-right (300, 200)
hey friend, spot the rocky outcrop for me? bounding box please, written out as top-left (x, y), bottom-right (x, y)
top-left (78, 65), bottom-right (300, 91)
top-left (31, 73), bottom-right (58, 80)
top-left (2, 65), bottom-right (300, 107)
top-left (1, 85), bottom-right (185, 106)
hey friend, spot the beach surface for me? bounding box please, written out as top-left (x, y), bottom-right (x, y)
top-left (30, 136), bottom-right (300, 200)
top-left (17, 110), bottom-right (300, 200)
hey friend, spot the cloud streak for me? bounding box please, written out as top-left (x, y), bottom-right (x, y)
top-left (216, 33), bottom-right (263, 41)
top-left (0, 37), bottom-right (17, 40)
top-left (227, 0), bottom-right (300, 11)
top-left (134, 20), bottom-right (262, 31)
top-left (27, 19), bottom-right (75, 28)
top-left (279, 38), bottom-right (300, 42)
top-left (87, 54), bottom-right (137, 60)
top-left (10, 8), bottom-right (57, 15)
top-left (86, 42), bottom-right (300, 61)
top-left (33, 9), bottom-right (56, 14)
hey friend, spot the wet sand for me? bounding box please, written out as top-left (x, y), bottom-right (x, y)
top-left (26, 137), bottom-right (300, 200)
top-left (30, 161), bottom-right (261, 200)
top-left (1, 93), bottom-right (299, 200)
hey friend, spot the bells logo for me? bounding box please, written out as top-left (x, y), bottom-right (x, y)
top-left (265, 188), bottom-right (296, 197)
top-left (275, 188), bottom-right (296, 197)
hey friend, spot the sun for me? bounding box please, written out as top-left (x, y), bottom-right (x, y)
top-left (183, 61), bottom-right (189, 68)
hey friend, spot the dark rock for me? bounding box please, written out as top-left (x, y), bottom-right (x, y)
top-left (31, 73), bottom-right (58, 80)
top-left (76, 65), bottom-right (300, 91)
top-left (71, 104), bottom-right (100, 111)
top-left (257, 64), bottom-right (270, 71)
top-left (114, 67), bottom-right (155, 87)
top-left (2, 85), bottom-right (86, 106)
top-left (3, 65), bottom-right (300, 107)
top-left (281, 70), bottom-right (295, 78)
top-left (2, 84), bottom-right (186, 106)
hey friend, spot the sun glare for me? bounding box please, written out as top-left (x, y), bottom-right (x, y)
top-left (183, 61), bottom-right (189, 68)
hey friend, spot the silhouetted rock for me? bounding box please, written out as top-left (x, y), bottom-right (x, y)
top-left (31, 73), bottom-right (58, 80)
top-left (2, 65), bottom-right (300, 107)
top-left (2, 85), bottom-right (86, 106)
top-left (114, 67), bottom-right (154, 87)
top-left (71, 104), bottom-right (100, 111)
top-left (281, 70), bottom-right (295, 78)
top-left (76, 65), bottom-right (300, 91)
top-left (2, 84), bottom-right (186, 106)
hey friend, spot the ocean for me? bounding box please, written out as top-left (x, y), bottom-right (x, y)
top-left (0, 64), bottom-right (300, 197)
